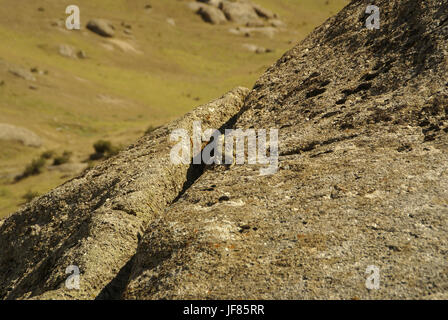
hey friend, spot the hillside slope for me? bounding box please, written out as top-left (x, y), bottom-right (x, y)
top-left (1, 0), bottom-right (448, 299)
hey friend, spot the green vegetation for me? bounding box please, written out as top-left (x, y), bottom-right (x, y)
top-left (53, 151), bottom-right (72, 166)
top-left (18, 157), bottom-right (46, 180)
top-left (145, 125), bottom-right (157, 135)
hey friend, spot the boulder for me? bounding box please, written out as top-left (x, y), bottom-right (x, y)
top-left (197, 5), bottom-right (227, 24)
top-left (230, 26), bottom-right (277, 38)
top-left (58, 44), bottom-right (76, 58)
top-left (124, 0), bottom-right (448, 300)
top-left (242, 43), bottom-right (272, 53)
top-left (86, 19), bottom-right (115, 37)
top-left (1, 0), bottom-right (448, 300)
top-left (8, 67), bottom-right (36, 81)
top-left (186, 2), bottom-right (207, 12)
top-left (252, 3), bottom-right (276, 19)
top-left (219, 0), bottom-right (263, 26)
top-left (270, 19), bottom-right (286, 28)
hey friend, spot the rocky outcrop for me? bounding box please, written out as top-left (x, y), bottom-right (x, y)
top-left (0, 88), bottom-right (249, 299)
top-left (1, 0), bottom-right (448, 300)
top-left (124, 0), bottom-right (448, 299)
top-left (197, 5), bottom-right (227, 25)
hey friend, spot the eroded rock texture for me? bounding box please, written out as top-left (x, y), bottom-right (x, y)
top-left (0, 88), bottom-right (249, 300)
top-left (1, 0), bottom-right (448, 300)
top-left (124, 0), bottom-right (448, 299)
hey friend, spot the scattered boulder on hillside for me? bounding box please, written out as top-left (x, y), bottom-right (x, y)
top-left (8, 67), bottom-right (36, 81)
top-left (270, 19), bottom-right (286, 28)
top-left (30, 67), bottom-right (48, 76)
top-left (251, 3), bottom-right (276, 19)
top-left (107, 39), bottom-right (143, 54)
top-left (166, 18), bottom-right (176, 27)
top-left (144, 4), bottom-right (152, 13)
top-left (187, 0), bottom-right (284, 33)
top-left (219, 0), bottom-right (264, 26)
top-left (197, 5), bottom-right (227, 24)
top-left (229, 26), bottom-right (278, 38)
top-left (0, 124), bottom-right (42, 147)
top-left (186, 1), bottom-right (207, 12)
top-left (58, 44), bottom-right (86, 59)
top-left (50, 19), bottom-right (64, 28)
top-left (86, 19), bottom-right (115, 37)
top-left (47, 163), bottom-right (88, 175)
top-left (123, 0), bottom-right (448, 300)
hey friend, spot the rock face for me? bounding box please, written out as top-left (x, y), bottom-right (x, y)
top-left (197, 5), bottom-right (227, 25)
top-left (1, 0), bottom-right (448, 300)
top-left (220, 0), bottom-right (263, 26)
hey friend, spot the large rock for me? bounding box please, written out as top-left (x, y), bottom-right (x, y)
top-left (197, 0), bottom-right (222, 7)
top-left (197, 5), bottom-right (227, 24)
top-left (219, 0), bottom-right (263, 26)
top-left (242, 43), bottom-right (272, 54)
top-left (0, 124), bottom-right (42, 147)
top-left (252, 3), bottom-right (276, 19)
top-left (124, 0), bottom-right (448, 300)
top-left (2, 0), bottom-right (448, 300)
top-left (58, 44), bottom-right (86, 59)
top-left (186, 1), bottom-right (207, 12)
top-left (229, 26), bottom-right (278, 38)
top-left (86, 19), bottom-right (115, 37)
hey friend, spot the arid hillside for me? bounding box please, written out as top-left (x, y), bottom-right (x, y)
top-left (1, 0), bottom-right (447, 300)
